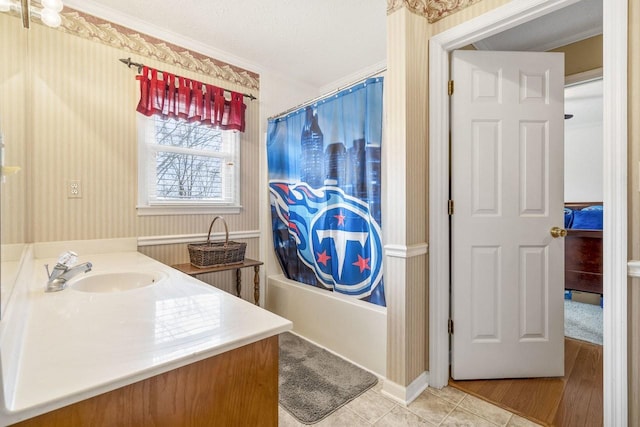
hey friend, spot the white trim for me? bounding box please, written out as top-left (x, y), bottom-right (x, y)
top-left (428, 1), bottom-right (627, 425)
top-left (524, 26), bottom-right (601, 52)
top-left (430, 0), bottom-right (584, 52)
top-left (472, 25), bottom-right (601, 53)
top-left (136, 115), bottom-right (241, 214)
top-left (384, 243), bottom-right (428, 258)
top-left (137, 230), bottom-right (260, 247)
top-left (565, 67), bottom-right (603, 86)
top-left (428, 22), bottom-right (451, 390)
top-left (381, 371), bottom-right (429, 405)
top-left (136, 205), bottom-right (242, 216)
top-left (628, 261), bottom-right (640, 279)
top-left (602, 1), bottom-right (628, 424)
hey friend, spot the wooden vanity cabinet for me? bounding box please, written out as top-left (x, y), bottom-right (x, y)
top-left (12, 336), bottom-right (278, 427)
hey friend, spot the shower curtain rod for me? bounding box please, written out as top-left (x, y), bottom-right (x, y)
top-left (119, 57), bottom-right (257, 101)
top-left (267, 66), bottom-right (386, 121)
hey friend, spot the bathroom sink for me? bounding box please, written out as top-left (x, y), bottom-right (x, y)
top-left (69, 271), bottom-right (167, 293)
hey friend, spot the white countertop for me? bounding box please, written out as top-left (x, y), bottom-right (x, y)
top-left (1, 247), bottom-right (291, 424)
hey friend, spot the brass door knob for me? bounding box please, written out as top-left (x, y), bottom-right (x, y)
top-left (550, 226), bottom-right (567, 238)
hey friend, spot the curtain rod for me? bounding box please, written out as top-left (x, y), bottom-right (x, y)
top-left (267, 67), bottom-right (386, 121)
top-left (119, 57), bottom-right (257, 101)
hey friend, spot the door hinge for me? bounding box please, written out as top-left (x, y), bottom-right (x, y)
top-left (448, 80), bottom-right (454, 96)
top-left (448, 318), bottom-right (454, 335)
top-left (448, 199), bottom-right (454, 215)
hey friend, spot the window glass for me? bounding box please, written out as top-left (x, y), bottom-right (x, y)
top-left (137, 115), bottom-right (240, 215)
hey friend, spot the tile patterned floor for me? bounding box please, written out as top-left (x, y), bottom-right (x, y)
top-left (279, 381), bottom-right (543, 427)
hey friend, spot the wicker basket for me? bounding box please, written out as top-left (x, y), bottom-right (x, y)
top-left (188, 216), bottom-right (247, 268)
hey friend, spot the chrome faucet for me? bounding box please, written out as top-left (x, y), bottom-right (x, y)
top-left (45, 251), bottom-right (92, 292)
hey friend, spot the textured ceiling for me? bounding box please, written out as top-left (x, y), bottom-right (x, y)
top-left (473, 0), bottom-right (602, 52)
top-left (63, 0), bottom-right (387, 90)
top-left (62, 0), bottom-right (602, 91)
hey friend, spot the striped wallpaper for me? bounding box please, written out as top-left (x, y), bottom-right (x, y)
top-left (4, 3), bottom-right (640, 409)
top-left (427, 0), bottom-right (510, 35)
top-left (383, 0), bottom-right (523, 391)
top-left (0, 17), bottom-right (28, 245)
top-left (384, 6), bottom-right (430, 387)
top-left (0, 12), bottom-right (261, 303)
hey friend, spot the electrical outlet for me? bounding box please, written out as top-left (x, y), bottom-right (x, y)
top-left (67, 180), bottom-right (82, 199)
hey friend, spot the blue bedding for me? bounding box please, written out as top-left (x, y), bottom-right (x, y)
top-left (564, 208), bottom-right (574, 228)
top-left (567, 205), bottom-right (603, 230)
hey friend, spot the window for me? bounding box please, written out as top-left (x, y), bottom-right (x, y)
top-left (137, 114), bottom-right (240, 215)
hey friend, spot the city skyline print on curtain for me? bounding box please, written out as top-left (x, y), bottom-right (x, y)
top-left (267, 77), bottom-right (385, 307)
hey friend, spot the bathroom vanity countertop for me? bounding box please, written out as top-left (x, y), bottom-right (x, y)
top-left (2, 249), bottom-right (292, 424)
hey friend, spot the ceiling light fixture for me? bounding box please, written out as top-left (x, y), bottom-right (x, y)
top-left (0, 0), bottom-right (64, 29)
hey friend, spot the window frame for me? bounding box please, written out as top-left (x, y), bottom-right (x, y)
top-left (136, 114), bottom-right (242, 216)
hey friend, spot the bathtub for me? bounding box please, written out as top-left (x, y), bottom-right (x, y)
top-left (266, 274), bottom-right (386, 377)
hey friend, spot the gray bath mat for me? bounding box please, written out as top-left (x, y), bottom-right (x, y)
top-left (279, 332), bottom-right (378, 424)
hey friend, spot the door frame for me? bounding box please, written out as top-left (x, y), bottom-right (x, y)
top-left (428, 0), bottom-right (628, 425)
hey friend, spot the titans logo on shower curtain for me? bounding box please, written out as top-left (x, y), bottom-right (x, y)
top-left (267, 77), bottom-right (384, 306)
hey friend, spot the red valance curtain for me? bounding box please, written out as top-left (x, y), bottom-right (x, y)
top-left (135, 66), bottom-right (246, 132)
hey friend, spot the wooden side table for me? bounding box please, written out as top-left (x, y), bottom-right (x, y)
top-left (172, 259), bottom-right (264, 305)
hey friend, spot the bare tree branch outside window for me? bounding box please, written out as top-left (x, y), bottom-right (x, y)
top-left (153, 117), bottom-right (224, 200)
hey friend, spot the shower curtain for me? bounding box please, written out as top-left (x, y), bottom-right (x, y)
top-left (267, 77), bottom-right (384, 306)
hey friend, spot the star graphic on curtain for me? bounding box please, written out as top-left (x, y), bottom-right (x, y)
top-left (316, 250), bottom-right (331, 266)
top-left (352, 254), bottom-right (371, 273)
top-left (334, 212), bottom-right (346, 226)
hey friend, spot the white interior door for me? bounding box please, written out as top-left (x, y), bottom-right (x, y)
top-left (451, 50), bottom-right (565, 379)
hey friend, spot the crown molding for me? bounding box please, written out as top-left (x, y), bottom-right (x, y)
top-left (58, 8), bottom-right (259, 91)
top-left (387, 0), bottom-right (483, 23)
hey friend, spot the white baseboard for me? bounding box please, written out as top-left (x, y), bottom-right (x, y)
top-left (381, 371), bottom-right (429, 405)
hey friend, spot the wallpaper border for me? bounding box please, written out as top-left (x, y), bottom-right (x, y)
top-left (59, 8), bottom-right (259, 91)
top-left (387, 0), bottom-right (484, 23)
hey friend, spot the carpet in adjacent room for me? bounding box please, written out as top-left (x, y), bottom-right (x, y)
top-left (564, 299), bottom-right (603, 345)
top-left (278, 332), bottom-right (378, 425)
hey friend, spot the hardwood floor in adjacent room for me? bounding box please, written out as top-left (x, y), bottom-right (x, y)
top-left (449, 338), bottom-right (603, 427)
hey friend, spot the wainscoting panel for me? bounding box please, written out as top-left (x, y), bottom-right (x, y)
top-left (138, 238), bottom-right (260, 304)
